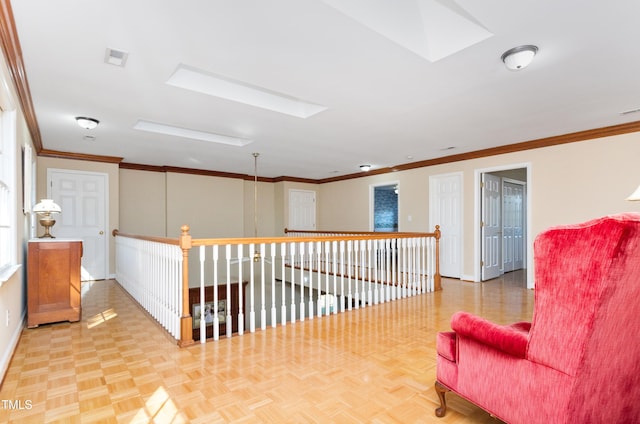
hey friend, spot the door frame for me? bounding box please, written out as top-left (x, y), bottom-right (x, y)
top-left (474, 163), bottom-right (533, 288)
top-left (47, 168), bottom-right (109, 280)
top-left (369, 181), bottom-right (399, 232)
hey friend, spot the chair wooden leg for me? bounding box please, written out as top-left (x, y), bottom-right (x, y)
top-left (435, 380), bottom-right (449, 417)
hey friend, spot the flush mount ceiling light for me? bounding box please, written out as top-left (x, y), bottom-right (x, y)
top-left (360, 164), bottom-right (371, 172)
top-left (166, 64), bottom-right (327, 119)
top-left (501, 45), bottom-right (538, 70)
top-left (75, 116), bottom-right (99, 130)
top-left (133, 120), bottom-right (252, 147)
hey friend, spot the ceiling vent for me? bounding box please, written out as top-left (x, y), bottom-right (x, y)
top-left (104, 48), bottom-right (128, 67)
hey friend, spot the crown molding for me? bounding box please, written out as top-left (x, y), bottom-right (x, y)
top-left (39, 149), bottom-right (123, 164)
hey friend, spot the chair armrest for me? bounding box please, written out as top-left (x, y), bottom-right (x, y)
top-left (451, 311), bottom-right (531, 358)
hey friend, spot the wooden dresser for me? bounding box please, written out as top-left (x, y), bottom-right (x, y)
top-left (27, 239), bottom-right (83, 328)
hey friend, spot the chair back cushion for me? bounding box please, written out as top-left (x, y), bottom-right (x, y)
top-left (528, 213), bottom-right (640, 379)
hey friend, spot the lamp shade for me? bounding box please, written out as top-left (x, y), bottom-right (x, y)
top-left (33, 199), bottom-right (61, 214)
top-left (627, 184), bottom-right (640, 201)
top-left (501, 45), bottom-right (538, 70)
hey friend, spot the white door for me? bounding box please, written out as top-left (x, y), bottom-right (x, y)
top-left (481, 173), bottom-right (501, 281)
top-left (289, 189), bottom-right (316, 230)
top-left (503, 180), bottom-right (525, 272)
top-left (49, 169), bottom-right (108, 280)
top-left (429, 173), bottom-right (462, 278)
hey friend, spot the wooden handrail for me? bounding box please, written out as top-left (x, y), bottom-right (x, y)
top-left (284, 228), bottom-right (437, 236)
top-left (112, 229), bottom-right (179, 245)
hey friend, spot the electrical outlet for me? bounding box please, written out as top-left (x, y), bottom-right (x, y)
top-left (5, 310), bottom-right (9, 327)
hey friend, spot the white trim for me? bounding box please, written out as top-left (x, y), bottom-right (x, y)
top-left (474, 162), bottom-right (533, 288)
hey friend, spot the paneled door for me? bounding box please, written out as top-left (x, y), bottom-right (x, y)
top-left (481, 173), bottom-right (501, 281)
top-left (429, 173), bottom-right (462, 278)
top-left (289, 189), bottom-right (316, 231)
top-left (48, 169), bottom-right (108, 280)
top-left (503, 180), bottom-right (525, 272)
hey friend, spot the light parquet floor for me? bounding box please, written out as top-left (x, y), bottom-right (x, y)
top-left (0, 271), bottom-right (533, 423)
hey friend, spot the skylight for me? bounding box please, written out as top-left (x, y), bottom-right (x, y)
top-left (166, 64), bottom-right (328, 119)
top-left (321, 0), bottom-right (492, 62)
top-left (133, 120), bottom-right (252, 147)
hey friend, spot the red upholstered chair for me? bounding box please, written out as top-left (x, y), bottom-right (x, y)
top-left (434, 213), bottom-right (640, 423)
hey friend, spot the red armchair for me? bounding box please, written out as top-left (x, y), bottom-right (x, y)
top-left (435, 213), bottom-right (640, 423)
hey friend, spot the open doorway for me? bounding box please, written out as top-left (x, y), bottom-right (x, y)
top-left (371, 183), bottom-right (398, 232)
top-left (476, 165), bottom-right (531, 287)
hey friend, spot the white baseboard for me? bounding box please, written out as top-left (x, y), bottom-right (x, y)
top-left (0, 311), bottom-right (25, 384)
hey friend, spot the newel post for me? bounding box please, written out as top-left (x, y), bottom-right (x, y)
top-left (178, 225), bottom-right (195, 347)
top-left (434, 225), bottom-right (442, 291)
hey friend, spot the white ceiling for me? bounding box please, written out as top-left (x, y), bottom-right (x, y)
top-left (11, 0), bottom-right (640, 179)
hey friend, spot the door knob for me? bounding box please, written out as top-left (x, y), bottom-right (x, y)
top-left (99, 231), bottom-right (104, 235)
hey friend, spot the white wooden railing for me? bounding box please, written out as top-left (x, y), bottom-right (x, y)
top-left (114, 226), bottom-right (440, 346)
top-left (114, 233), bottom-right (182, 339)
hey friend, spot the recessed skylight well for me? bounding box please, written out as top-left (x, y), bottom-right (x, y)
top-left (133, 120), bottom-right (252, 147)
top-left (166, 64), bottom-right (327, 118)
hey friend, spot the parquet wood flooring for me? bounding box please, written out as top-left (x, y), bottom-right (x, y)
top-left (0, 271), bottom-right (532, 423)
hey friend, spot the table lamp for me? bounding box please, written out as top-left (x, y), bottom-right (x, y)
top-left (33, 199), bottom-right (62, 238)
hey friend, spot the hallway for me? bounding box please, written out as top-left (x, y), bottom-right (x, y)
top-left (0, 272), bottom-right (532, 423)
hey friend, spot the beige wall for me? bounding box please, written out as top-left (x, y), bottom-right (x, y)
top-left (318, 132), bottom-right (640, 282)
top-left (165, 172), bottom-right (244, 238)
top-left (119, 168), bottom-right (166, 236)
top-left (36, 157), bottom-right (120, 276)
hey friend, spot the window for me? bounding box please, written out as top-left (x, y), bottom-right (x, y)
top-left (0, 109), bottom-right (17, 283)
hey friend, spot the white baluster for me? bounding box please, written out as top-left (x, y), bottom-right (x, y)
top-left (324, 240), bottom-right (330, 316)
top-left (281, 242), bottom-right (287, 326)
top-left (392, 238), bottom-right (397, 300)
top-left (213, 245), bottom-right (219, 341)
top-left (307, 241), bottom-right (315, 320)
top-left (271, 243), bottom-right (277, 328)
top-left (260, 243), bottom-right (267, 331)
top-left (237, 244), bottom-right (244, 335)
top-left (249, 243), bottom-right (256, 333)
top-left (299, 242), bottom-right (305, 321)
top-left (339, 240), bottom-right (345, 313)
top-left (347, 240), bottom-right (353, 311)
top-left (353, 238), bottom-right (360, 309)
top-left (290, 242), bottom-right (296, 323)
top-left (200, 245), bottom-right (206, 343)
top-left (370, 239), bottom-right (376, 305)
top-left (361, 240), bottom-right (367, 308)
top-left (226, 244), bottom-right (232, 338)
top-left (332, 240), bottom-right (338, 315)
top-left (316, 241), bottom-right (322, 318)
